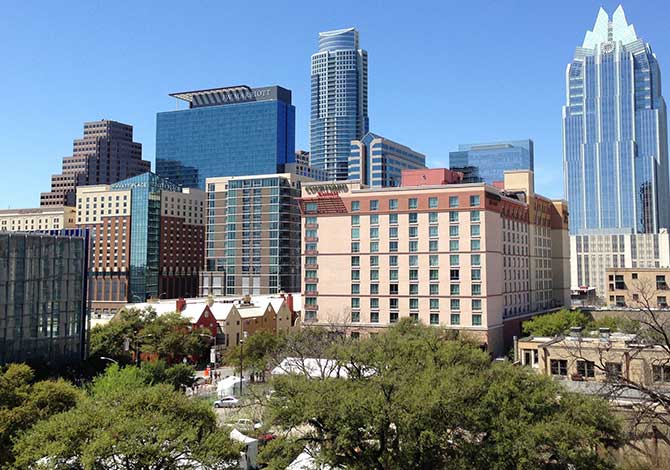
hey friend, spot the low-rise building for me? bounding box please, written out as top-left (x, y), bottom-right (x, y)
top-left (299, 169), bottom-right (570, 356)
top-left (517, 328), bottom-right (670, 388)
top-left (604, 267), bottom-right (670, 308)
top-left (0, 206), bottom-right (76, 232)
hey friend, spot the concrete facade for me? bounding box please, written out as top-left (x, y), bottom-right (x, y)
top-left (299, 170), bottom-right (570, 356)
top-left (604, 267), bottom-right (670, 308)
top-left (0, 206), bottom-right (76, 232)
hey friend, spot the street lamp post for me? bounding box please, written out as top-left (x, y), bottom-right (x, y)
top-left (100, 356), bottom-right (118, 365)
top-left (239, 331), bottom-right (248, 397)
top-left (198, 333), bottom-right (217, 367)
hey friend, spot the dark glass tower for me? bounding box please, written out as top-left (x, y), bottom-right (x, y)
top-left (563, 6), bottom-right (669, 235)
top-left (310, 28), bottom-right (369, 180)
top-left (155, 85), bottom-right (295, 189)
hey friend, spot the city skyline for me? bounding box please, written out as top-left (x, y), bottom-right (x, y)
top-left (2, 1), bottom-right (670, 207)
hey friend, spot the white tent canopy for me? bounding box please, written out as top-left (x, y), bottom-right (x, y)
top-left (216, 375), bottom-right (247, 397)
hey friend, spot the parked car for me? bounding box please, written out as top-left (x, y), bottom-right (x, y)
top-left (213, 396), bottom-right (240, 408)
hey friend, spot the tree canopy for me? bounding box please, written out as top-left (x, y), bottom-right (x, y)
top-left (11, 365), bottom-right (241, 470)
top-left (264, 320), bottom-right (622, 470)
top-left (522, 309), bottom-right (640, 337)
top-left (0, 364), bottom-right (81, 466)
top-left (222, 330), bottom-right (282, 381)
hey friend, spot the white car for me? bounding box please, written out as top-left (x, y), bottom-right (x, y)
top-left (213, 396), bottom-right (240, 408)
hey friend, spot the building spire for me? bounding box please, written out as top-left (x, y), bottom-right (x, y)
top-left (581, 5), bottom-right (637, 49)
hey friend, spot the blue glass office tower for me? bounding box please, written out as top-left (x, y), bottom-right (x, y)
top-left (449, 140), bottom-right (534, 185)
top-left (156, 86), bottom-right (295, 189)
top-left (311, 28), bottom-right (369, 180)
top-left (563, 6), bottom-right (669, 235)
top-left (349, 132), bottom-right (426, 187)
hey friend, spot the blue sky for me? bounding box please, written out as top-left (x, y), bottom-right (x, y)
top-left (1, 0), bottom-right (668, 207)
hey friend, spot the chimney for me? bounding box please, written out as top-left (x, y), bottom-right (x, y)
top-left (207, 295), bottom-right (214, 307)
top-left (599, 328), bottom-right (611, 342)
top-left (286, 293), bottom-right (294, 314)
top-left (243, 294), bottom-right (251, 305)
top-left (569, 326), bottom-right (583, 340)
top-left (176, 297), bottom-right (186, 312)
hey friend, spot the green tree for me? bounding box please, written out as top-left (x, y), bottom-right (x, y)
top-left (12, 365), bottom-right (241, 469)
top-left (0, 364), bottom-right (81, 466)
top-left (142, 311), bottom-right (211, 362)
top-left (140, 360), bottom-right (196, 391)
top-left (522, 309), bottom-right (592, 336)
top-left (264, 320), bottom-right (622, 470)
top-left (223, 331), bottom-right (282, 381)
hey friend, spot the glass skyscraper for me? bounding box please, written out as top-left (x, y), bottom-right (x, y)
top-left (311, 28), bottom-right (369, 180)
top-left (449, 140), bottom-right (534, 185)
top-left (156, 85), bottom-right (295, 189)
top-left (563, 6), bottom-right (669, 235)
top-left (349, 132), bottom-right (426, 187)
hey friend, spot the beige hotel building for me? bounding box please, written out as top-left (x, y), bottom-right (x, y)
top-left (299, 169), bottom-right (570, 356)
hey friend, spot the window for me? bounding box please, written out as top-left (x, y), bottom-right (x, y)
top-left (390, 311), bottom-right (399, 323)
top-left (430, 299), bottom-right (439, 310)
top-left (351, 298), bottom-right (360, 309)
top-left (469, 195), bottom-right (480, 207)
top-left (351, 242), bottom-right (360, 253)
top-left (449, 196), bottom-right (459, 208)
top-left (409, 256), bottom-right (418, 267)
top-left (429, 212), bottom-right (438, 223)
top-left (351, 201), bottom-right (360, 211)
top-left (389, 199), bottom-right (398, 210)
top-left (470, 225), bottom-right (480, 237)
top-left (449, 211), bottom-right (459, 222)
top-left (351, 271), bottom-right (360, 280)
top-left (429, 226), bottom-right (439, 238)
top-left (370, 270), bottom-right (379, 280)
top-left (429, 254), bottom-right (439, 266)
top-left (351, 311), bottom-right (360, 322)
top-left (409, 298), bottom-right (419, 310)
top-left (472, 299), bottom-right (482, 311)
top-left (409, 213), bottom-right (418, 224)
top-left (605, 362), bottom-right (622, 378)
top-left (430, 284), bottom-right (439, 295)
top-left (409, 241), bottom-right (418, 252)
top-left (658, 296), bottom-right (668, 308)
top-left (390, 298), bottom-right (399, 309)
top-left (653, 364), bottom-right (670, 383)
top-left (370, 200), bottom-right (379, 211)
top-left (351, 256), bottom-right (360, 267)
top-left (370, 214), bottom-right (379, 225)
top-left (550, 360), bottom-right (568, 376)
top-left (409, 269), bottom-right (419, 281)
top-left (389, 227), bottom-right (398, 238)
top-left (370, 298), bottom-right (379, 309)
top-left (471, 239), bottom-right (480, 251)
top-left (390, 284), bottom-right (399, 295)
top-left (409, 198), bottom-right (418, 209)
top-left (451, 299), bottom-right (460, 310)
top-left (430, 313), bottom-right (439, 325)
top-left (450, 284), bottom-right (460, 295)
top-left (370, 227), bottom-right (379, 238)
top-left (471, 254), bottom-right (481, 266)
top-left (409, 227), bottom-right (418, 238)
top-left (449, 226), bottom-right (459, 237)
top-left (471, 269), bottom-right (481, 281)
top-left (429, 240), bottom-right (438, 252)
top-left (389, 270), bottom-right (398, 280)
top-left (472, 314), bottom-right (482, 326)
top-left (657, 275), bottom-right (668, 290)
top-left (429, 269), bottom-right (439, 281)
top-left (450, 269), bottom-right (460, 281)
top-left (389, 213), bottom-right (398, 224)
top-left (351, 228), bottom-right (360, 239)
top-left (306, 202), bottom-right (318, 213)
top-left (409, 284), bottom-right (419, 295)
top-left (370, 284), bottom-right (379, 295)
top-left (429, 197), bottom-right (438, 208)
top-left (450, 255), bottom-right (459, 266)
top-left (351, 284), bottom-right (360, 294)
top-left (389, 241), bottom-right (398, 252)
top-left (449, 240), bottom-right (459, 251)
top-left (351, 215), bottom-right (360, 225)
top-left (370, 241), bottom-right (379, 253)
top-left (370, 256), bottom-right (379, 267)
top-left (576, 360), bottom-right (595, 378)
top-left (370, 312), bottom-right (379, 323)
top-left (471, 284), bottom-right (481, 296)
top-left (390, 255), bottom-right (398, 266)
top-left (450, 314), bottom-right (460, 325)
top-left (470, 210), bottom-right (480, 222)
